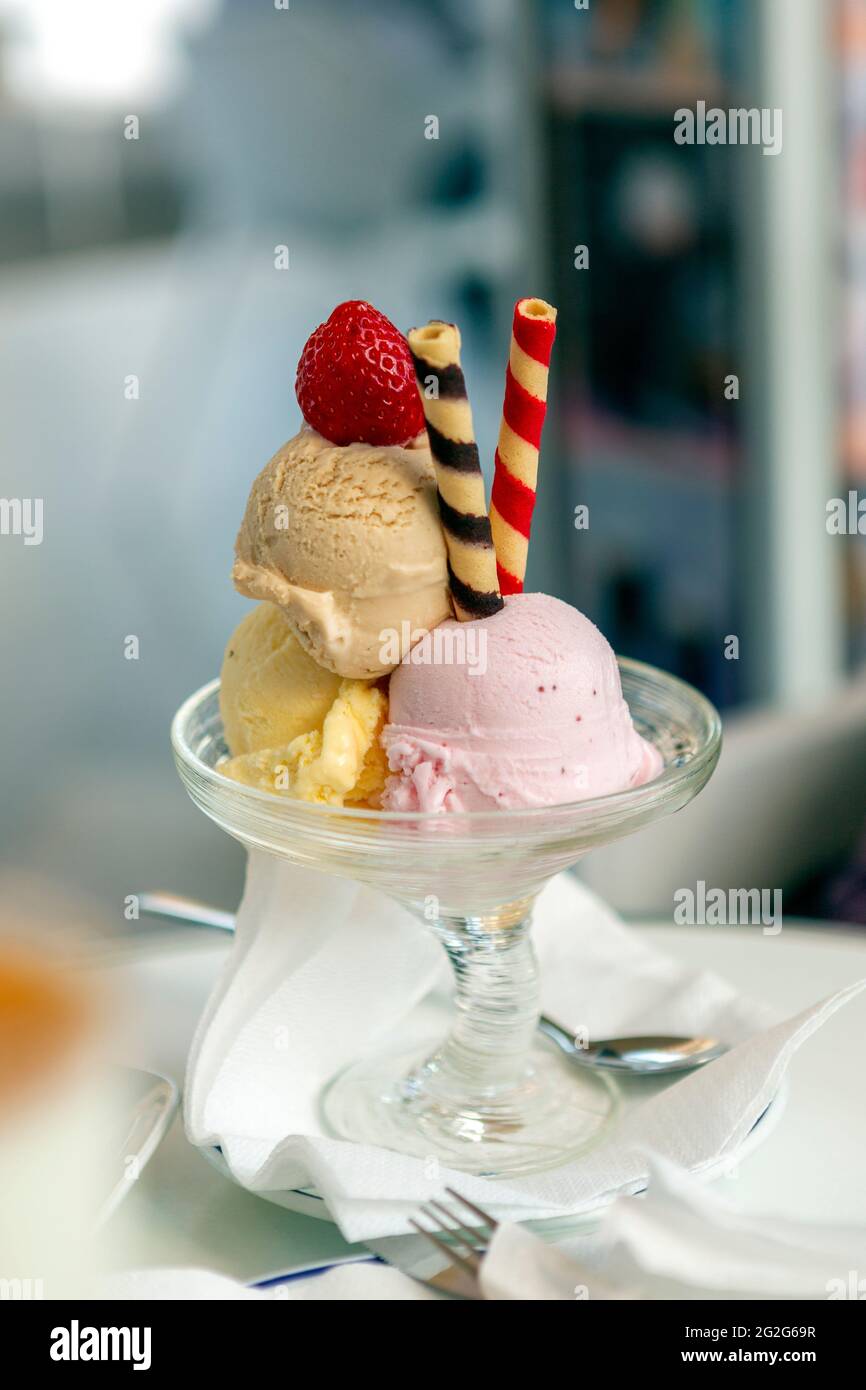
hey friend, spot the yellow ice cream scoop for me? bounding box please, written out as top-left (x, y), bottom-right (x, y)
top-left (222, 680), bottom-right (387, 806)
top-left (219, 603), bottom-right (387, 806)
top-left (220, 602), bottom-right (342, 755)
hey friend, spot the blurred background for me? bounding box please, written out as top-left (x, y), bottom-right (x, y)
top-left (1, 0), bottom-right (865, 926)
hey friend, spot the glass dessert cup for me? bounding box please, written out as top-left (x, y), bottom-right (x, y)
top-left (172, 660), bottom-right (721, 1179)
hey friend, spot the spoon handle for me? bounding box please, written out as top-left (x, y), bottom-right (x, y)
top-left (536, 1014), bottom-right (578, 1054)
top-left (137, 891), bottom-right (235, 933)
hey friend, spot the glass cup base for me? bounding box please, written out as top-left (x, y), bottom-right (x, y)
top-left (321, 1035), bottom-right (619, 1178)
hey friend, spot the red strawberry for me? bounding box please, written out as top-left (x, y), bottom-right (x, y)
top-left (295, 300), bottom-right (425, 448)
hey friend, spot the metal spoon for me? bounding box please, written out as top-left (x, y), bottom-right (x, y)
top-left (537, 1015), bottom-right (727, 1075)
top-left (136, 891), bottom-right (727, 1075)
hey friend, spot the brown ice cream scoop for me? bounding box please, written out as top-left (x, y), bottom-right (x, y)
top-left (232, 427), bottom-right (452, 678)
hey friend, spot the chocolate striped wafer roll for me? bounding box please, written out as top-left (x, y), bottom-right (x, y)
top-left (408, 321), bottom-right (504, 622)
top-left (490, 298), bottom-right (557, 595)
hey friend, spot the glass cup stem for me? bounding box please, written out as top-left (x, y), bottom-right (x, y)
top-left (406, 912), bottom-right (541, 1118)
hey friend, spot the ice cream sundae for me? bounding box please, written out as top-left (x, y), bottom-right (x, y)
top-left (219, 296), bottom-right (661, 809)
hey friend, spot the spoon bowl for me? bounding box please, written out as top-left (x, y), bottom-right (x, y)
top-left (537, 1016), bottom-right (727, 1074)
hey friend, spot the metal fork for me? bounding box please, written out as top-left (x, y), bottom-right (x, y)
top-left (410, 1188), bottom-right (499, 1297)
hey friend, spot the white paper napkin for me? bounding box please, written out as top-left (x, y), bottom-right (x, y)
top-left (185, 851), bottom-right (865, 1242)
top-left (480, 1153), bottom-right (866, 1300)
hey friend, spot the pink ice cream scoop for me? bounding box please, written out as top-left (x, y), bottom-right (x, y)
top-left (381, 593), bottom-right (662, 813)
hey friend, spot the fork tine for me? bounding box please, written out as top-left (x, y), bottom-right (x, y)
top-left (409, 1219), bottom-right (480, 1275)
top-left (427, 1199), bottom-right (487, 1254)
top-left (444, 1186), bottom-right (499, 1230)
top-left (419, 1204), bottom-right (483, 1264)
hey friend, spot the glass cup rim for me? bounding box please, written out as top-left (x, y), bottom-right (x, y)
top-left (171, 656), bottom-right (722, 828)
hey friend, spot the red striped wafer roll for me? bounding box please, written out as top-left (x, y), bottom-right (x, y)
top-left (408, 320), bottom-right (504, 622)
top-left (490, 297), bottom-right (557, 595)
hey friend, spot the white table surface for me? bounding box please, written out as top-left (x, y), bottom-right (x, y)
top-left (102, 921), bottom-right (866, 1283)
